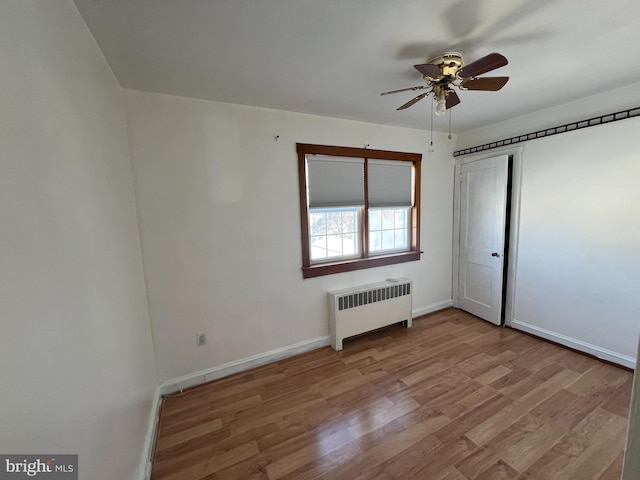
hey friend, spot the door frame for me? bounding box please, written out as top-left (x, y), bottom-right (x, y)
top-left (453, 146), bottom-right (524, 327)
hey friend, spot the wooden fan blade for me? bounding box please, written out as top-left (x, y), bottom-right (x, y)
top-left (446, 90), bottom-right (461, 109)
top-left (414, 63), bottom-right (441, 78)
top-left (458, 53), bottom-right (508, 78)
top-left (461, 76), bottom-right (509, 91)
top-left (397, 92), bottom-right (428, 110)
top-left (380, 85), bottom-right (427, 96)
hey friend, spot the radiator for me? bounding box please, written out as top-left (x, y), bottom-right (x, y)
top-left (328, 278), bottom-right (413, 351)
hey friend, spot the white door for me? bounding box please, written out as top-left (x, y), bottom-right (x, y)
top-left (458, 155), bottom-right (509, 325)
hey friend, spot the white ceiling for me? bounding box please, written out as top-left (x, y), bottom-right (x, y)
top-left (74, 0), bottom-right (640, 133)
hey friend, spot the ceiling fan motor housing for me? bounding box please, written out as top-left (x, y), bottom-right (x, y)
top-left (425, 52), bottom-right (464, 79)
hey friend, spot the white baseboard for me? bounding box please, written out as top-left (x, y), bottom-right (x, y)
top-left (138, 386), bottom-right (162, 480)
top-left (412, 299), bottom-right (453, 318)
top-left (511, 319), bottom-right (636, 369)
top-left (159, 335), bottom-right (331, 396)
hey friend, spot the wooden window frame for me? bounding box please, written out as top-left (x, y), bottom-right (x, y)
top-left (297, 143), bottom-right (422, 279)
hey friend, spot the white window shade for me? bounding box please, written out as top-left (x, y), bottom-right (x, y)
top-left (307, 156), bottom-right (365, 208)
top-left (368, 160), bottom-right (413, 207)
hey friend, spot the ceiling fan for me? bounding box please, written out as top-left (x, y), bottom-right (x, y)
top-left (381, 52), bottom-right (509, 116)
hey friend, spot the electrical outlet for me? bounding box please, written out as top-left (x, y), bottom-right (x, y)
top-left (196, 333), bottom-right (206, 347)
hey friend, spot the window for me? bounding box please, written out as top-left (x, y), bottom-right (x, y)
top-left (297, 143), bottom-right (421, 278)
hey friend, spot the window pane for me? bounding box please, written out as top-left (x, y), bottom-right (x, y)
top-left (310, 212), bottom-right (326, 235)
top-left (310, 235), bottom-right (327, 260)
top-left (382, 230), bottom-right (395, 250)
top-left (382, 209), bottom-right (394, 229)
top-left (326, 234), bottom-right (344, 258)
top-left (394, 229), bottom-right (408, 249)
top-left (368, 207), bottom-right (410, 254)
top-left (369, 231), bottom-right (381, 252)
top-left (394, 209), bottom-right (407, 229)
top-left (309, 207), bottom-right (361, 263)
top-left (369, 209), bottom-right (381, 230)
top-left (341, 210), bottom-right (357, 234)
top-left (343, 233), bottom-right (358, 255)
top-left (326, 212), bottom-right (342, 234)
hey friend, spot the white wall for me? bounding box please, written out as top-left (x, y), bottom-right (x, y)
top-left (456, 82), bottom-right (640, 151)
top-left (0, 2), bottom-right (157, 479)
top-left (457, 91), bottom-right (640, 366)
top-left (512, 120), bottom-right (640, 364)
top-left (125, 89), bottom-right (455, 383)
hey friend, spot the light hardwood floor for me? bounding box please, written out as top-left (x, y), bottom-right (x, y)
top-left (151, 308), bottom-right (633, 480)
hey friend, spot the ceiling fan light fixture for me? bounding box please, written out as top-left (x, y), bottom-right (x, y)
top-left (435, 92), bottom-right (447, 116)
top-left (435, 97), bottom-right (447, 116)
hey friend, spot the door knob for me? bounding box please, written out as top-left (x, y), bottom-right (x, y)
top-left (491, 252), bottom-right (501, 257)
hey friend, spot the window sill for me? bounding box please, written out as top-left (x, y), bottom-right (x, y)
top-left (302, 251), bottom-right (421, 279)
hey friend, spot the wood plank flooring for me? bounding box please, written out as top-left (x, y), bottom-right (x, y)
top-left (151, 309), bottom-right (634, 480)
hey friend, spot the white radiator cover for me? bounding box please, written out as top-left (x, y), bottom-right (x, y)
top-left (328, 278), bottom-right (413, 351)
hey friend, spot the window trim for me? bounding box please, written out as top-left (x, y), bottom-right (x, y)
top-left (297, 143), bottom-right (422, 278)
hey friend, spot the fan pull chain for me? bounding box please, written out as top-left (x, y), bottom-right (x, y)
top-left (430, 99), bottom-right (434, 147)
top-left (448, 108), bottom-right (452, 140)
